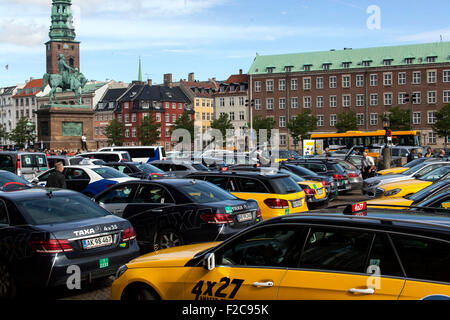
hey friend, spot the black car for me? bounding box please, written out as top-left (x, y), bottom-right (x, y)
top-left (103, 162), bottom-right (168, 180)
top-left (0, 188), bottom-right (140, 298)
top-left (150, 160), bottom-right (210, 178)
top-left (94, 180), bottom-right (262, 253)
top-left (0, 170), bottom-right (35, 191)
top-left (288, 159), bottom-right (351, 194)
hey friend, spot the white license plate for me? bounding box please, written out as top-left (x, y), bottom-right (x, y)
top-left (82, 235), bottom-right (113, 250)
top-left (237, 212), bottom-right (253, 222)
top-left (317, 188), bottom-right (323, 195)
top-left (292, 200), bottom-right (303, 208)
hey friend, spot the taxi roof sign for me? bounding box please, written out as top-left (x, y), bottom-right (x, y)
top-left (344, 202), bottom-right (368, 216)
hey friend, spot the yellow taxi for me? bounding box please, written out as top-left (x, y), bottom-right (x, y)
top-left (185, 172), bottom-right (308, 220)
top-left (376, 166), bottom-right (450, 199)
top-left (377, 167), bottom-right (409, 176)
top-left (111, 210), bottom-right (450, 300)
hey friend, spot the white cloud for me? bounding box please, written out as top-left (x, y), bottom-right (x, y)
top-left (397, 28), bottom-right (450, 42)
top-left (0, 19), bottom-right (46, 47)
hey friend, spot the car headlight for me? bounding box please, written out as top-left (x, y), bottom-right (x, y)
top-left (385, 189), bottom-right (401, 197)
top-left (115, 265), bottom-right (128, 279)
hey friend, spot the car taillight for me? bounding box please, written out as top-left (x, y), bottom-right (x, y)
top-left (333, 174), bottom-right (345, 180)
top-left (122, 227), bottom-right (136, 242)
top-left (221, 167), bottom-right (229, 172)
top-left (200, 213), bottom-right (233, 224)
top-left (29, 239), bottom-right (73, 253)
top-left (264, 199), bottom-right (289, 209)
top-left (348, 173), bottom-right (359, 178)
top-left (321, 180), bottom-right (330, 186)
top-left (256, 207), bottom-right (262, 219)
top-left (303, 188), bottom-right (316, 196)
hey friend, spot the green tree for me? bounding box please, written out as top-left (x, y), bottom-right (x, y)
top-left (253, 117), bottom-right (275, 141)
top-left (172, 111), bottom-right (195, 140)
top-left (105, 118), bottom-right (125, 146)
top-left (287, 110), bottom-right (318, 149)
top-left (388, 106), bottom-right (411, 131)
top-left (211, 114), bottom-right (234, 146)
top-left (138, 115), bottom-right (161, 146)
top-left (10, 117), bottom-right (36, 149)
top-left (433, 103), bottom-right (450, 149)
top-left (336, 110), bottom-right (358, 133)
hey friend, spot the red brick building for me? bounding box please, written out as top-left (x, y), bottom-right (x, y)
top-left (248, 42), bottom-right (450, 148)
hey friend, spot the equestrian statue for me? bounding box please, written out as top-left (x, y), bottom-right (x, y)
top-left (41, 54), bottom-right (87, 105)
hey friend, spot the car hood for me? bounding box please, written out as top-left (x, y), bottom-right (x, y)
top-left (381, 179), bottom-right (431, 190)
top-left (367, 198), bottom-right (413, 209)
top-left (378, 167), bottom-right (408, 175)
top-left (127, 242), bottom-right (220, 269)
top-left (365, 174), bottom-right (407, 184)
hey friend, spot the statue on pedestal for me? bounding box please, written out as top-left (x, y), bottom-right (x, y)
top-left (41, 54), bottom-right (87, 105)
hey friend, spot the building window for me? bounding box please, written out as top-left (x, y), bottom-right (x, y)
top-left (370, 74), bottom-right (378, 86)
top-left (405, 58), bottom-right (415, 65)
top-left (265, 98), bottom-right (274, 110)
top-left (266, 80), bottom-right (274, 92)
top-left (428, 91), bottom-right (437, 104)
top-left (384, 59), bottom-right (392, 66)
top-left (239, 111), bottom-right (245, 121)
top-left (370, 113), bottom-right (378, 126)
top-left (329, 76), bottom-right (337, 89)
top-left (317, 115), bottom-right (324, 127)
top-left (125, 129), bottom-right (130, 138)
top-left (124, 114), bottom-right (130, 123)
top-left (219, 98), bottom-right (225, 107)
top-left (254, 99), bottom-right (261, 110)
top-left (427, 70), bottom-right (437, 84)
top-left (291, 79), bottom-right (298, 90)
top-left (132, 128), bottom-right (136, 138)
top-left (356, 95), bottom-right (365, 107)
top-left (124, 102), bottom-right (129, 109)
top-left (279, 98), bottom-right (286, 110)
top-left (444, 90), bottom-right (450, 103)
top-left (427, 56), bottom-right (437, 63)
top-left (329, 96), bottom-right (337, 108)
top-left (412, 92), bottom-right (422, 104)
top-left (229, 112), bottom-right (235, 121)
top-left (384, 93), bottom-right (393, 106)
top-left (303, 78), bottom-right (311, 90)
top-left (428, 132), bottom-right (437, 144)
top-left (356, 75), bottom-right (364, 87)
top-left (239, 97), bottom-right (245, 106)
top-left (316, 77), bottom-right (324, 89)
top-left (230, 97), bottom-right (235, 107)
top-left (291, 97), bottom-right (299, 109)
top-left (413, 71), bottom-right (421, 84)
top-left (279, 116), bottom-right (286, 128)
top-left (95, 127), bottom-right (99, 136)
top-left (383, 73), bottom-right (392, 86)
top-left (428, 111), bottom-right (437, 124)
top-left (342, 95), bottom-right (351, 107)
top-left (330, 114), bottom-right (337, 127)
top-left (398, 93), bottom-right (408, 105)
top-left (317, 96), bottom-right (324, 108)
top-left (279, 79), bottom-right (286, 91)
top-left (370, 94), bottom-right (378, 106)
top-left (357, 114), bottom-right (364, 126)
top-left (323, 64), bottom-right (330, 70)
top-left (342, 75), bottom-right (351, 88)
top-left (362, 61), bottom-right (371, 67)
top-left (172, 114), bottom-right (176, 122)
top-left (166, 114), bottom-right (170, 123)
top-left (303, 96), bottom-right (311, 109)
top-left (255, 81), bottom-right (262, 92)
top-left (443, 70), bottom-right (450, 83)
top-left (131, 113), bottom-right (136, 122)
top-left (398, 72), bottom-right (406, 85)
top-left (413, 112), bottom-right (421, 125)
top-left (280, 134), bottom-right (287, 146)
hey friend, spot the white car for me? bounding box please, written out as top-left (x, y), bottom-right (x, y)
top-left (35, 165), bottom-right (139, 197)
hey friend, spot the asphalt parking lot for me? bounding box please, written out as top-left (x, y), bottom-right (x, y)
top-left (43, 190), bottom-right (367, 301)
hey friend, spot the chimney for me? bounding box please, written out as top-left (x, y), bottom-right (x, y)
top-left (188, 72), bottom-right (195, 82)
top-left (147, 79), bottom-right (153, 86)
top-left (163, 73), bottom-right (173, 88)
top-left (239, 69), bottom-right (243, 75)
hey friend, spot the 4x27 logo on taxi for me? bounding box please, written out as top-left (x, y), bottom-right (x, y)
top-left (191, 277), bottom-right (244, 300)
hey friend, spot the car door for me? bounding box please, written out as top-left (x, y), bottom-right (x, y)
top-left (96, 184), bottom-right (137, 217)
top-left (184, 225), bottom-right (303, 300)
top-left (278, 227), bottom-right (406, 300)
top-left (65, 168), bottom-right (91, 192)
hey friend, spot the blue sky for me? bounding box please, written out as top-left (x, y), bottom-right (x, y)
top-left (0, 0), bottom-right (449, 87)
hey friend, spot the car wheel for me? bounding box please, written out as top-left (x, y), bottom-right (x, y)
top-left (0, 262), bottom-right (17, 299)
top-left (155, 229), bottom-right (184, 251)
top-left (122, 284), bottom-right (159, 301)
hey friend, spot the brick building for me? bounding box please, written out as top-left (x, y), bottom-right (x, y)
top-left (248, 42), bottom-right (450, 148)
top-left (116, 81), bottom-right (192, 149)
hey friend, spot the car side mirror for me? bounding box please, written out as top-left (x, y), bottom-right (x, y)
top-left (203, 253), bottom-right (215, 271)
top-left (31, 178), bottom-right (39, 185)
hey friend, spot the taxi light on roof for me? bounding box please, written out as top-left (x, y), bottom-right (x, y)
top-left (352, 202), bottom-right (367, 213)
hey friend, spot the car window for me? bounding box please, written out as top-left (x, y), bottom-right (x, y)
top-left (174, 165), bottom-right (189, 171)
top-left (216, 226), bottom-right (303, 268)
top-left (98, 185), bottom-right (135, 204)
top-left (39, 169), bottom-right (54, 182)
top-left (408, 181), bottom-right (450, 202)
top-left (391, 149), bottom-right (400, 157)
top-left (303, 163), bottom-right (327, 174)
top-left (235, 177), bottom-right (269, 193)
top-left (0, 200), bottom-right (9, 225)
top-left (66, 168), bottom-right (90, 180)
top-left (114, 165), bottom-right (132, 174)
top-left (21, 154), bottom-right (47, 168)
top-left (0, 172), bottom-right (30, 187)
top-left (270, 177), bottom-right (303, 194)
top-left (133, 185), bottom-right (175, 204)
top-left (135, 163), bottom-right (165, 174)
top-left (420, 166), bottom-right (450, 182)
top-left (178, 182), bottom-right (237, 204)
top-left (392, 235), bottom-right (450, 283)
top-left (366, 234), bottom-right (404, 277)
top-left (203, 176), bottom-right (230, 190)
top-left (92, 167), bottom-right (129, 179)
top-left (152, 163), bottom-right (172, 172)
top-left (299, 228), bottom-right (373, 274)
top-left (0, 155), bottom-right (14, 173)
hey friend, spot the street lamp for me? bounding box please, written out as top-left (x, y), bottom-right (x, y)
top-left (382, 116), bottom-right (391, 170)
top-left (26, 120), bottom-right (34, 150)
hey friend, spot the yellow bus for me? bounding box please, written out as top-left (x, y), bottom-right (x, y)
top-left (311, 130), bottom-right (420, 150)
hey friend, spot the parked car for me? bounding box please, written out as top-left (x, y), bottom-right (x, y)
top-left (150, 160), bottom-right (210, 178)
top-left (78, 151), bottom-right (131, 163)
top-left (103, 162), bottom-right (168, 180)
top-left (47, 155), bottom-right (85, 168)
top-left (0, 188), bottom-right (140, 298)
top-left (34, 165), bottom-right (139, 197)
top-left (377, 157), bottom-right (429, 176)
top-left (95, 180), bottom-right (262, 252)
top-left (0, 170), bottom-right (35, 191)
top-left (331, 158), bottom-right (363, 190)
top-left (98, 146), bottom-right (166, 163)
top-left (0, 151), bottom-right (49, 181)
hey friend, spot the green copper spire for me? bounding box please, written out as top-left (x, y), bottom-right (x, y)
top-left (49, 0), bottom-right (76, 41)
top-left (138, 57), bottom-right (142, 82)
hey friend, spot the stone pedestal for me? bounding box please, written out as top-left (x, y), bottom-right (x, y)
top-left (36, 104), bottom-right (96, 151)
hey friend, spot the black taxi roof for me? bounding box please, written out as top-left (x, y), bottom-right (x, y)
top-left (186, 171), bottom-right (290, 180)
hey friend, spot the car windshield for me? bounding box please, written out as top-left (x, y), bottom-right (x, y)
top-left (192, 163), bottom-right (209, 171)
top-left (178, 181), bottom-right (238, 204)
top-left (136, 163), bottom-right (165, 174)
top-left (16, 194), bottom-right (110, 225)
top-left (285, 164), bottom-right (319, 177)
top-left (402, 163), bottom-right (429, 176)
top-left (420, 166), bottom-right (450, 182)
top-left (405, 158), bottom-right (426, 168)
top-left (92, 167), bottom-right (129, 179)
top-left (0, 172), bottom-right (31, 187)
top-left (407, 180), bottom-right (450, 202)
top-left (270, 177), bottom-right (304, 194)
top-left (279, 169), bottom-right (306, 183)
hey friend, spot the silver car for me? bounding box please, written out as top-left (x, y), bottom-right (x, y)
top-left (362, 160), bottom-right (450, 197)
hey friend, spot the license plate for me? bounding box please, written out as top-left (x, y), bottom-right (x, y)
top-left (237, 212), bottom-right (253, 222)
top-left (82, 235), bottom-right (113, 250)
top-left (292, 200), bottom-right (303, 208)
top-left (317, 188), bottom-right (323, 195)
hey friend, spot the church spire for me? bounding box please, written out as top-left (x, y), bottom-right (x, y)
top-left (138, 57), bottom-right (143, 82)
top-left (49, 0), bottom-right (76, 41)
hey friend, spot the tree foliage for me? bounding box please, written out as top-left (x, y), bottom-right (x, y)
top-left (172, 111), bottom-right (195, 140)
top-left (287, 110), bottom-right (318, 145)
top-left (105, 118), bottom-right (125, 146)
top-left (138, 115), bottom-right (161, 146)
top-left (336, 110), bottom-right (358, 133)
top-left (433, 103), bottom-right (450, 148)
top-left (9, 117), bottom-right (36, 148)
top-left (253, 117), bottom-right (275, 142)
top-left (211, 113), bottom-right (234, 138)
top-left (388, 106), bottom-right (411, 131)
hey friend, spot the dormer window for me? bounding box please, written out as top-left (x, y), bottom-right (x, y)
top-left (405, 57), bottom-right (415, 65)
top-left (285, 66), bottom-right (293, 72)
top-left (342, 62), bottom-right (351, 69)
top-left (427, 56), bottom-right (437, 63)
top-left (362, 61), bottom-right (371, 67)
top-left (266, 67), bottom-right (275, 74)
top-left (323, 64), bottom-right (331, 70)
top-left (303, 65), bottom-right (312, 72)
top-left (383, 59), bottom-right (393, 66)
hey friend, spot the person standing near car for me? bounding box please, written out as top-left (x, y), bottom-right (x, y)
top-left (81, 134), bottom-right (87, 151)
top-left (425, 147), bottom-right (433, 158)
top-left (407, 149), bottom-right (417, 163)
top-left (46, 162), bottom-right (66, 189)
top-left (361, 152), bottom-right (376, 179)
